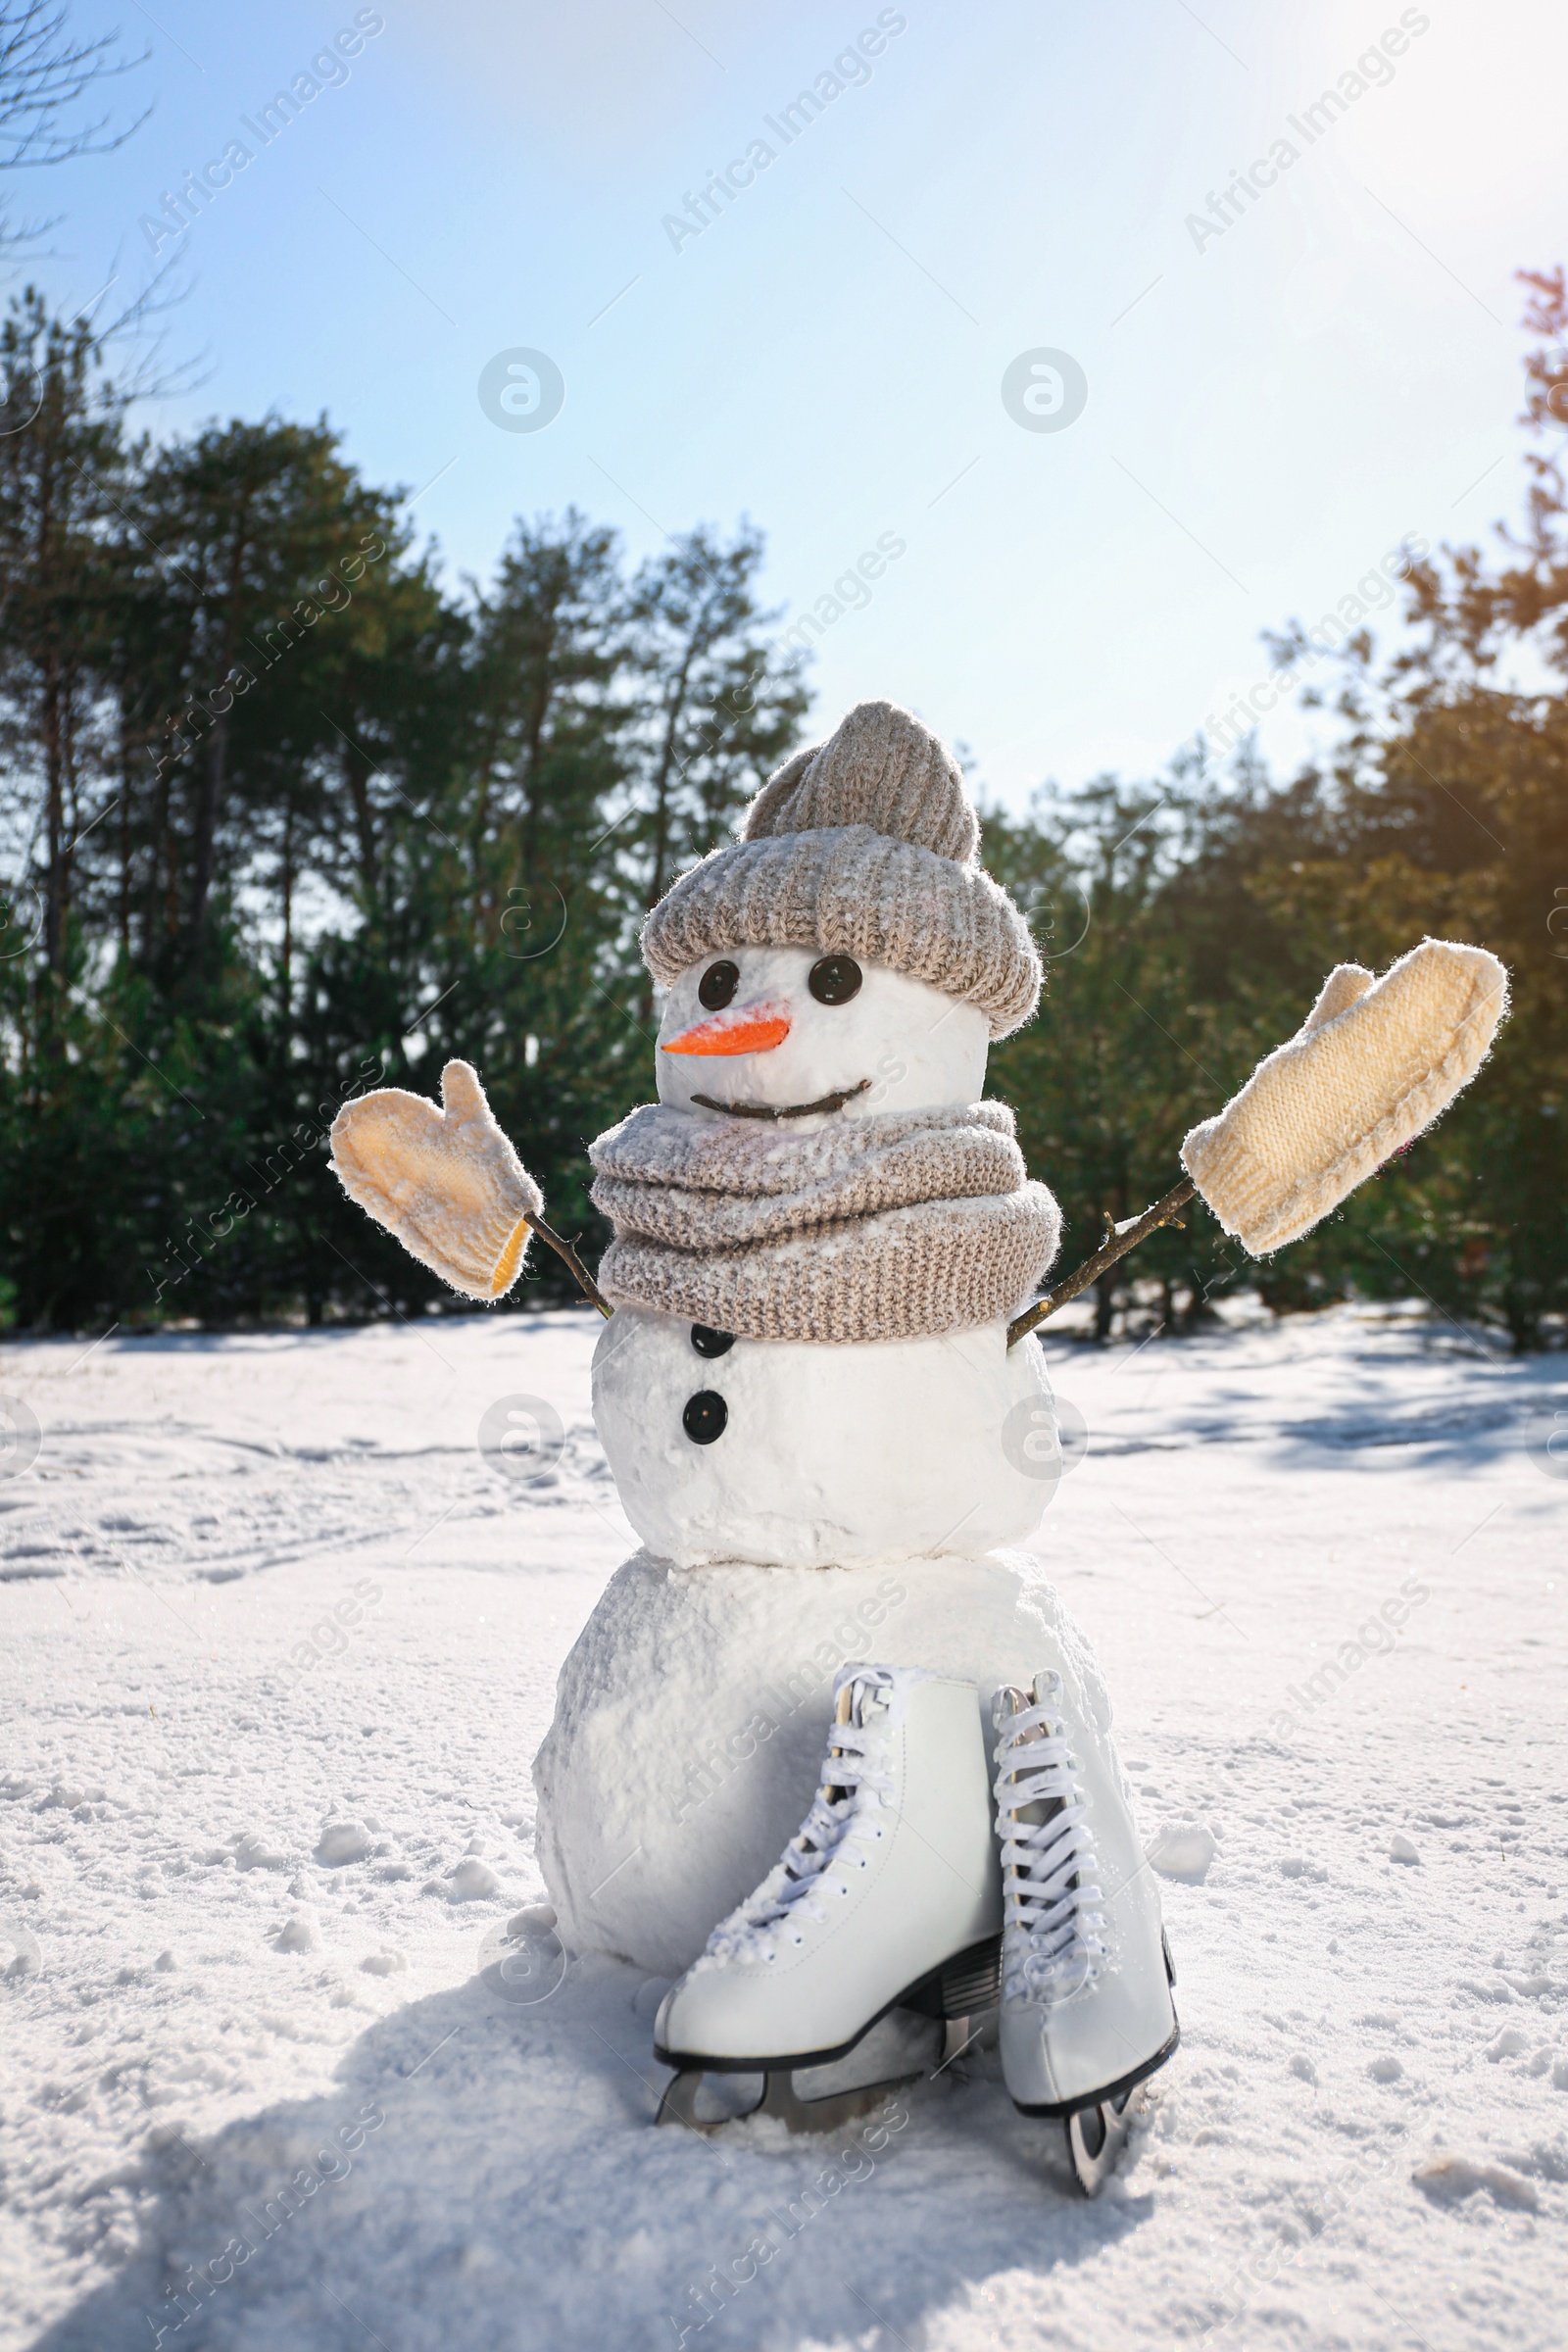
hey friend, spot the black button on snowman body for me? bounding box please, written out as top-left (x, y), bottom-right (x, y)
top-left (683, 1325), bottom-right (733, 1444)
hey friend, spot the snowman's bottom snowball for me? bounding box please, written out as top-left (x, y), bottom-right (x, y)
top-left (532, 1546), bottom-right (1113, 1978)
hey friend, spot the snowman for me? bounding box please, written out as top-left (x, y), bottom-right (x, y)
top-left (331, 700), bottom-right (1505, 2185)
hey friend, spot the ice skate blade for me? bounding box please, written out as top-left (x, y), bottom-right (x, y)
top-left (656, 2064), bottom-right (917, 2137)
top-left (656, 2003), bottom-right (998, 2137)
top-left (1009, 2015), bottom-right (1179, 2192)
top-left (1064, 2082), bottom-right (1144, 2197)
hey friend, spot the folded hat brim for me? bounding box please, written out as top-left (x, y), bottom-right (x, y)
top-left (640, 824), bottom-right (1043, 1040)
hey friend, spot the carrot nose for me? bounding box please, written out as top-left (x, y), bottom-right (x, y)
top-left (662, 1001), bottom-right (792, 1056)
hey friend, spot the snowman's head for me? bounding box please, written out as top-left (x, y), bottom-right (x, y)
top-left (641, 700), bottom-right (1043, 1110)
top-left (656, 944), bottom-right (989, 1122)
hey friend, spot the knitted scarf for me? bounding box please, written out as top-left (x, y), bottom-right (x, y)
top-left (590, 1100), bottom-right (1059, 1344)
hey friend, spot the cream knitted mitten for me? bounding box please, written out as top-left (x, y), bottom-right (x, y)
top-left (1181, 938), bottom-right (1508, 1255)
top-left (330, 1060), bottom-right (544, 1299)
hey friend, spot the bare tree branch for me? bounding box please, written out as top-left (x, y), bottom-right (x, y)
top-left (0, 5), bottom-right (149, 176)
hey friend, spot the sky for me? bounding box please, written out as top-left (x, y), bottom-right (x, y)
top-left (23, 0), bottom-right (1568, 811)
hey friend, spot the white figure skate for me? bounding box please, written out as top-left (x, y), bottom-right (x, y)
top-left (992, 1672), bottom-right (1179, 2194)
top-left (654, 1663), bottom-right (1002, 2133)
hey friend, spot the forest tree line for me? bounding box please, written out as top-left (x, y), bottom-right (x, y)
top-left (1, 273), bottom-right (1564, 1348)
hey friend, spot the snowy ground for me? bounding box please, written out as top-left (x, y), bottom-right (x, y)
top-left (1, 1300), bottom-right (1565, 2352)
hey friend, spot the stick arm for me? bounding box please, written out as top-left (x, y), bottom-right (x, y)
top-left (1006, 1176), bottom-right (1195, 1348)
top-left (524, 1212), bottom-right (612, 1318)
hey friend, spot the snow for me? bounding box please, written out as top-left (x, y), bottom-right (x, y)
top-left (3, 1300), bottom-right (1567, 2350)
top-left (1147, 1824), bottom-right (1218, 1885)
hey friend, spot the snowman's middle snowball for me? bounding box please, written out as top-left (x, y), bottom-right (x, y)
top-left (594, 1306), bottom-right (1059, 1568)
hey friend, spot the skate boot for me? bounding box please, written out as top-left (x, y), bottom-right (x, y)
top-left (654, 1664), bottom-right (1002, 2133)
top-left (992, 1672), bottom-right (1179, 2194)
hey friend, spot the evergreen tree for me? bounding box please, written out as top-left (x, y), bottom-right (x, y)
top-left (0, 274), bottom-right (1560, 1347)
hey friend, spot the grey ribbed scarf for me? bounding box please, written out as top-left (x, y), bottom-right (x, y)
top-left (590, 1101), bottom-right (1059, 1344)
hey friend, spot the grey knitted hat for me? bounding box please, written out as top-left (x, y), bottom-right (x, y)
top-left (640, 699), bottom-right (1043, 1038)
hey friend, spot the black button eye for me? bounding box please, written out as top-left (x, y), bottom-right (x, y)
top-left (682, 1391), bottom-right (728, 1445)
top-left (690, 1325), bottom-right (734, 1358)
top-left (698, 960), bottom-right (740, 1011)
top-left (808, 956), bottom-right (862, 1005)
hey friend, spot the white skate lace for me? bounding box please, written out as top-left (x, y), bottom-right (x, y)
top-left (993, 1676), bottom-right (1107, 2005)
top-left (697, 1666), bottom-right (906, 1969)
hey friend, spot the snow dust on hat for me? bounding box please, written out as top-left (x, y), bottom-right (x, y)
top-left (639, 698), bottom-right (1043, 1038)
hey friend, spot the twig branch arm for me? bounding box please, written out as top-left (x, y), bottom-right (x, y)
top-left (524, 1213), bottom-right (612, 1318)
top-left (1006, 1175), bottom-right (1197, 1348)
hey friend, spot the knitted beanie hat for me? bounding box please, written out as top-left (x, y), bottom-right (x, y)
top-left (640, 699), bottom-right (1042, 1038)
